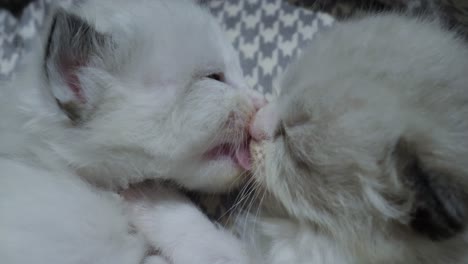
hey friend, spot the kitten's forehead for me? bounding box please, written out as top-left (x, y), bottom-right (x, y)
top-left (74, 0), bottom-right (238, 81)
top-left (278, 73), bottom-right (402, 158)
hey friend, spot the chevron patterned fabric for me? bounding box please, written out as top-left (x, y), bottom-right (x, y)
top-left (0, 0), bottom-right (334, 95)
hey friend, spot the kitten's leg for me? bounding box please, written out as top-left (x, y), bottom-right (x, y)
top-left (0, 159), bottom-right (146, 264)
top-left (123, 183), bottom-right (249, 264)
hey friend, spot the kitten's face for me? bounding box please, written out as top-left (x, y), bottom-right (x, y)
top-left (250, 73), bottom-right (402, 224)
top-left (249, 15), bottom-right (468, 241)
top-left (42, 0), bottom-right (264, 191)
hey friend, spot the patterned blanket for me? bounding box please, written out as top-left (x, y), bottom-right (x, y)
top-left (0, 0), bottom-right (334, 96)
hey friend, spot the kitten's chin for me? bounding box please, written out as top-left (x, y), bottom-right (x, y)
top-left (250, 141), bottom-right (266, 173)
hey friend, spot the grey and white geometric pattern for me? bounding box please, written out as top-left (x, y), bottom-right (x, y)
top-left (207, 0), bottom-right (334, 95)
top-left (0, 0), bottom-right (334, 93)
top-left (0, 0), bottom-right (50, 81)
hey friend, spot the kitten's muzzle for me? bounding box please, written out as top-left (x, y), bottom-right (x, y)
top-left (249, 103), bottom-right (279, 141)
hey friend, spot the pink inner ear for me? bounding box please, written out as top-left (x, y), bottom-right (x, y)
top-left (61, 58), bottom-right (87, 104)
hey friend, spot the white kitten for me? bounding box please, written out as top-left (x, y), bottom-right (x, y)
top-left (0, 0), bottom-right (261, 263)
top-left (244, 14), bottom-right (468, 264)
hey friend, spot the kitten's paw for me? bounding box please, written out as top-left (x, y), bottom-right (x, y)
top-left (143, 256), bottom-right (171, 264)
top-left (121, 182), bottom-right (187, 228)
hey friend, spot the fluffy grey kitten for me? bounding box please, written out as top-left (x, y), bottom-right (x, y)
top-left (0, 0), bottom-right (261, 263)
top-left (245, 13), bottom-right (468, 264)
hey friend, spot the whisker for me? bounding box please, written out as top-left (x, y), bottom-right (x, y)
top-left (224, 185), bottom-right (258, 226)
top-left (218, 175), bottom-right (256, 222)
top-left (240, 182), bottom-right (262, 239)
top-left (248, 185), bottom-right (266, 254)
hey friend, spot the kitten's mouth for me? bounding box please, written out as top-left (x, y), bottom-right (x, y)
top-left (203, 139), bottom-right (252, 170)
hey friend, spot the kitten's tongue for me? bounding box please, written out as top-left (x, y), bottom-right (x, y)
top-left (235, 144), bottom-right (252, 170)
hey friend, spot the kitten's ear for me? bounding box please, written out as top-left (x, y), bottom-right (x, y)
top-left (44, 9), bottom-right (109, 124)
top-left (394, 138), bottom-right (468, 241)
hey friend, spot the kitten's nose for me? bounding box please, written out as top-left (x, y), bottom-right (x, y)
top-left (249, 104), bottom-right (278, 141)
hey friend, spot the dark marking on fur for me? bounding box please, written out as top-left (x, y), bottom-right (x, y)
top-left (395, 138), bottom-right (467, 241)
top-left (274, 121), bottom-right (287, 139)
top-left (146, 247), bottom-right (162, 256)
top-left (127, 223), bottom-right (138, 235)
top-left (44, 14), bottom-right (59, 82)
top-left (45, 9), bottom-right (110, 125)
top-left (56, 99), bottom-right (82, 124)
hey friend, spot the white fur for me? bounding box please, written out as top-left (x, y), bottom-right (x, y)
top-left (124, 183), bottom-right (249, 264)
top-left (244, 14), bottom-right (468, 264)
top-left (0, 0), bottom-right (255, 263)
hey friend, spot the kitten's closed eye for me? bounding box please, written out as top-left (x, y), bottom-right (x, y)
top-left (206, 72), bottom-right (225, 83)
top-left (284, 111), bottom-right (309, 129)
top-left (274, 122), bottom-right (286, 139)
top-left (274, 112), bottom-right (309, 139)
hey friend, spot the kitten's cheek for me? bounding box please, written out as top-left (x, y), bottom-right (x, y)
top-left (249, 104), bottom-right (279, 141)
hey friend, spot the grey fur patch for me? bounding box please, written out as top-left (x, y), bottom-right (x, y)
top-left (395, 138), bottom-right (467, 241)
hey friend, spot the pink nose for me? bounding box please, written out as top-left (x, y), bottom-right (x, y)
top-left (249, 104), bottom-right (279, 141)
